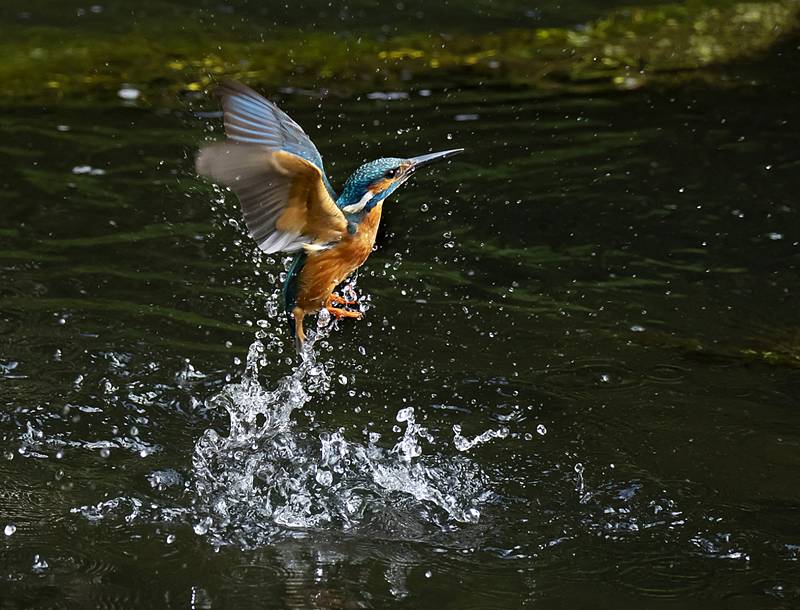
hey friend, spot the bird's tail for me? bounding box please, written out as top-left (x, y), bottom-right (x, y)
top-left (292, 309), bottom-right (305, 355)
top-left (282, 252), bottom-right (307, 352)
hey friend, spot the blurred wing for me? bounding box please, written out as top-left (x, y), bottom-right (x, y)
top-left (215, 80), bottom-right (335, 197)
top-left (196, 142), bottom-right (347, 253)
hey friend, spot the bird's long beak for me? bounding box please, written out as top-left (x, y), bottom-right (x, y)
top-left (407, 148), bottom-right (464, 170)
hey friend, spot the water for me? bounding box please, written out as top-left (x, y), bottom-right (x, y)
top-left (189, 331), bottom-right (496, 548)
top-left (3, 2), bottom-right (800, 608)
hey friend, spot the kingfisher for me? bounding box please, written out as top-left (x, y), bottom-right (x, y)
top-left (196, 80), bottom-right (462, 349)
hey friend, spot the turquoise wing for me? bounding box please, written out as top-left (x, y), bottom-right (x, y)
top-left (215, 80), bottom-right (335, 196)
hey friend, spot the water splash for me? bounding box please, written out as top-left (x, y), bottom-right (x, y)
top-left (452, 423), bottom-right (509, 452)
top-left (190, 326), bottom-right (495, 548)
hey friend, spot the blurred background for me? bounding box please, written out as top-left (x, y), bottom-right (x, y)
top-left (1, 1), bottom-right (800, 609)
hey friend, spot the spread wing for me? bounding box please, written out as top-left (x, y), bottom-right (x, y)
top-left (196, 80), bottom-right (345, 253)
top-left (197, 143), bottom-right (347, 252)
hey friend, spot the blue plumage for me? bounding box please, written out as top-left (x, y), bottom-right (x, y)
top-left (217, 80), bottom-right (336, 197)
top-left (196, 80), bottom-right (463, 350)
top-left (337, 158), bottom-right (405, 209)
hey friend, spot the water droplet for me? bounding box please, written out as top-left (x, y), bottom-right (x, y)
top-left (338, 374), bottom-right (348, 385)
top-left (166, 534), bottom-right (176, 544)
top-left (396, 407), bottom-right (414, 422)
top-left (32, 555), bottom-right (48, 571)
top-left (99, 448), bottom-right (110, 458)
top-left (315, 469), bottom-right (333, 486)
top-left (71, 165), bottom-right (105, 175)
top-left (424, 570), bottom-right (432, 578)
top-left (4, 524), bottom-right (16, 536)
top-left (536, 424), bottom-right (547, 436)
top-left (193, 520), bottom-right (210, 535)
top-left (117, 86), bottom-right (140, 101)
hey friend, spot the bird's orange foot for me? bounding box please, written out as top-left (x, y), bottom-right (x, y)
top-left (330, 293), bottom-right (358, 306)
top-left (325, 306), bottom-right (363, 320)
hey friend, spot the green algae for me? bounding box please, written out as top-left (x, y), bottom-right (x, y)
top-left (627, 327), bottom-right (800, 369)
top-left (3, 0), bottom-right (799, 106)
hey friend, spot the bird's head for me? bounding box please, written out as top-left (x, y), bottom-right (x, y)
top-left (337, 148), bottom-right (463, 215)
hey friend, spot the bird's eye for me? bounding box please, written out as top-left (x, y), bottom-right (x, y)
top-left (384, 168), bottom-right (397, 178)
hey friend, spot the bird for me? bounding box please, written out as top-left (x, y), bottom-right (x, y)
top-left (196, 80), bottom-right (462, 350)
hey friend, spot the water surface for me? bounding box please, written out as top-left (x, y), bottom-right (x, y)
top-left (2, 6), bottom-right (800, 610)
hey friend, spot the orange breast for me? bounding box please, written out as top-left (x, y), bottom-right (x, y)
top-left (296, 203), bottom-right (383, 311)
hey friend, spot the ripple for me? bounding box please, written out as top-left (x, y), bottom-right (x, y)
top-left (220, 560), bottom-right (290, 588)
top-left (645, 364), bottom-right (690, 385)
top-left (0, 479), bottom-right (65, 524)
top-left (57, 547), bottom-right (120, 579)
top-left (541, 360), bottom-right (643, 397)
top-left (0, 308), bottom-right (23, 338)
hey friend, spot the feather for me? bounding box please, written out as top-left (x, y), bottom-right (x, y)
top-left (341, 190), bottom-right (374, 214)
top-left (197, 81), bottom-right (346, 252)
top-left (196, 142), bottom-right (347, 253)
top-left (214, 80), bottom-right (335, 197)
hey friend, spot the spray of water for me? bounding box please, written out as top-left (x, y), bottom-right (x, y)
top-left (61, 259), bottom-right (504, 548)
top-left (189, 316), bottom-right (498, 548)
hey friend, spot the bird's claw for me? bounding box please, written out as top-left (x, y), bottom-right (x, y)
top-left (330, 293), bottom-right (358, 306)
top-left (325, 306), bottom-right (363, 320)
